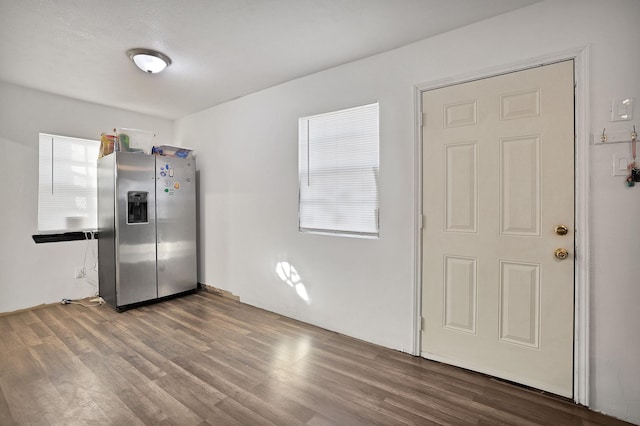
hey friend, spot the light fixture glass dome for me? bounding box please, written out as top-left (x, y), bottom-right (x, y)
top-left (127, 48), bottom-right (172, 74)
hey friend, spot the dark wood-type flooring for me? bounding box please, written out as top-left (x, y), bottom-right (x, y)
top-left (0, 291), bottom-right (632, 425)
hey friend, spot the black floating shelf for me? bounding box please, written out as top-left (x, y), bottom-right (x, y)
top-left (32, 232), bottom-right (99, 244)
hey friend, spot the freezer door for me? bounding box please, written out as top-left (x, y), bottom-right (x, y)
top-left (116, 152), bottom-right (158, 306)
top-left (155, 157), bottom-right (197, 297)
top-left (97, 153), bottom-right (116, 307)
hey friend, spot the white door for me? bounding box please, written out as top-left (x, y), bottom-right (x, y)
top-left (421, 61), bottom-right (575, 397)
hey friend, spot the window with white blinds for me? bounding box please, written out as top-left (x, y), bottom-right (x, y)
top-left (38, 133), bottom-right (99, 233)
top-left (298, 102), bottom-right (379, 238)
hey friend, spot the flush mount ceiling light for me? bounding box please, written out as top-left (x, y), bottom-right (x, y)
top-left (127, 48), bottom-right (172, 74)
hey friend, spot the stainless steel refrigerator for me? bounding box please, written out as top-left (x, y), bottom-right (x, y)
top-left (97, 151), bottom-right (197, 311)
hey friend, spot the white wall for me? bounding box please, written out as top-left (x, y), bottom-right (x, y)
top-left (0, 0), bottom-right (637, 423)
top-left (175, 0), bottom-right (640, 423)
top-left (0, 82), bottom-right (173, 313)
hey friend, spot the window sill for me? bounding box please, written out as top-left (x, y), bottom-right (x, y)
top-left (299, 228), bottom-right (379, 239)
top-left (32, 232), bottom-right (99, 244)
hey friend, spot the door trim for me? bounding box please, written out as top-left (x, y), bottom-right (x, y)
top-left (412, 46), bottom-right (590, 406)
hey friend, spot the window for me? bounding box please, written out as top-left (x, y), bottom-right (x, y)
top-left (298, 102), bottom-right (379, 238)
top-left (38, 133), bottom-right (99, 233)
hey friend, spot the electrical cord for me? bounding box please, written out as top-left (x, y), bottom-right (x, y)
top-left (61, 297), bottom-right (105, 307)
top-left (79, 231), bottom-right (98, 288)
top-left (62, 232), bottom-right (102, 306)
top-left (82, 231), bottom-right (98, 272)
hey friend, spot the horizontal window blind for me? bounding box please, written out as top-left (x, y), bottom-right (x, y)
top-left (299, 103), bottom-right (379, 237)
top-left (38, 133), bottom-right (99, 233)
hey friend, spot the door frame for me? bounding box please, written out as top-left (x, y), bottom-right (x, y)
top-left (412, 46), bottom-right (590, 406)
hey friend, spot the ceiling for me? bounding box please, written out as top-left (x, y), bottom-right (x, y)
top-left (0, 0), bottom-right (539, 120)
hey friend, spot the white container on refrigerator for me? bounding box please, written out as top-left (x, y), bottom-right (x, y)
top-left (97, 151), bottom-right (197, 311)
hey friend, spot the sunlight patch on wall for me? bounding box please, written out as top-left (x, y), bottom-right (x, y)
top-left (275, 261), bottom-right (310, 304)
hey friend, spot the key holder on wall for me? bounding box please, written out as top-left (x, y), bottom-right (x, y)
top-left (594, 126), bottom-right (639, 187)
top-left (625, 126), bottom-right (638, 187)
top-left (596, 126), bottom-right (638, 144)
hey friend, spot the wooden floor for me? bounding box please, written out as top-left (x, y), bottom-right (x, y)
top-left (0, 292), bottom-right (632, 426)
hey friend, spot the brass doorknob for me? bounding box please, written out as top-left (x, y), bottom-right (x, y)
top-left (555, 225), bottom-right (569, 235)
top-left (555, 248), bottom-right (569, 259)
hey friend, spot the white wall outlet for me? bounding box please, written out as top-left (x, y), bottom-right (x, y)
top-left (74, 267), bottom-right (85, 279)
top-left (613, 154), bottom-right (631, 176)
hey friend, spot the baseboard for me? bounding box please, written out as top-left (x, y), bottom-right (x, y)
top-left (198, 282), bottom-right (240, 301)
top-left (0, 300), bottom-right (68, 316)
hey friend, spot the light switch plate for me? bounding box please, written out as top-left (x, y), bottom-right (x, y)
top-left (611, 97), bottom-right (634, 122)
top-left (613, 153), bottom-right (631, 176)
